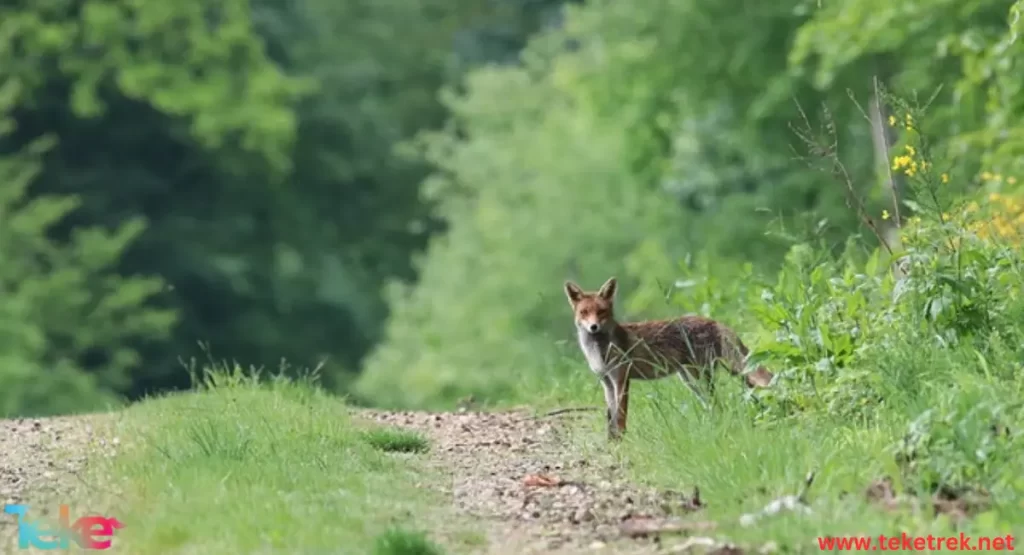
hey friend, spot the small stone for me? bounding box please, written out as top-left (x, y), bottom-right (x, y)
top-left (589, 540), bottom-right (607, 550)
top-left (573, 508), bottom-right (595, 523)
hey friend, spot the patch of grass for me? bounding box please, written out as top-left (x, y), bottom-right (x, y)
top-left (89, 365), bottom-right (457, 554)
top-left (371, 527), bottom-right (445, 555)
top-left (361, 427), bottom-right (430, 454)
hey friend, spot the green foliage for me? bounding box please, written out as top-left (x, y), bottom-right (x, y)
top-left (0, 141), bottom-right (175, 417)
top-left (0, 0), bottom-right (315, 404)
top-left (791, 0), bottom-right (1024, 179)
top-left (742, 100), bottom-right (1024, 430)
top-left (0, 0), bottom-right (307, 172)
top-left (892, 378), bottom-right (1024, 499)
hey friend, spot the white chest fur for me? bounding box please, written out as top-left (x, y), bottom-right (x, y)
top-left (577, 330), bottom-right (610, 376)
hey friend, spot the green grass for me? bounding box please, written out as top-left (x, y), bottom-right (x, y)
top-left (89, 367), bottom-right (453, 555)
top-left (371, 527), bottom-right (444, 555)
top-left (361, 428), bottom-right (430, 454)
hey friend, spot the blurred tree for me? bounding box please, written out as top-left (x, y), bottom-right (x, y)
top-left (0, 0), bottom-right (315, 398)
top-left (0, 137), bottom-right (176, 416)
top-left (0, 0), bottom-right (580, 409)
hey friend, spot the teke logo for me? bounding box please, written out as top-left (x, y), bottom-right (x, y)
top-left (3, 503), bottom-right (123, 550)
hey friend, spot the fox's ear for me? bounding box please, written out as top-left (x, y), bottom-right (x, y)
top-left (564, 281), bottom-right (584, 306)
top-left (597, 277), bottom-right (617, 300)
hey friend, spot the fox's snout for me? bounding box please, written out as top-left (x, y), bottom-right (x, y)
top-left (573, 303), bottom-right (611, 334)
top-left (577, 318), bottom-right (603, 334)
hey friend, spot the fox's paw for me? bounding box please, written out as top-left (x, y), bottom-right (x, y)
top-left (607, 426), bottom-right (625, 442)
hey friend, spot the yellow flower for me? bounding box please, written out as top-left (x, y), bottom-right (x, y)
top-left (1009, 176), bottom-right (1018, 185)
top-left (892, 155), bottom-right (913, 171)
top-left (882, 209), bottom-right (890, 220)
top-left (888, 115), bottom-right (897, 126)
top-left (904, 160), bottom-right (919, 177)
top-left (941, 173), bottom-right (949, 183)
top-left (994, 174), bottom-right (1004, 182)
top-left (990, 192), bottom-right (1001, 201)
top-left (904, 144), bottom-right (916, 156)
top-left (982, 171), bottom-right (994, 180)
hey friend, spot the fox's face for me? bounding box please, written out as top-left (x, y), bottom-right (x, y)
top-left (563, 277), bottom-right (617, 335)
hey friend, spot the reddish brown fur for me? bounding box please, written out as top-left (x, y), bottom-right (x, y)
top-left (564, 277), bottom-right (773, 440)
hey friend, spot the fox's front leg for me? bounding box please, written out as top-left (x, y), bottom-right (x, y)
top-left (599, 375), bottom-right (619, 440)
top-left (612, 368), bottom-right (630, 438)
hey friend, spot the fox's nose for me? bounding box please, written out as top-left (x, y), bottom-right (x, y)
top-left (587, 323), bottom-right (600, 333)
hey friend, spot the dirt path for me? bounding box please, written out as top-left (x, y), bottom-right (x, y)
top-left (358, 409), bottom-right (728, 555)
top-left (2, 410), bottom-right (734, 555)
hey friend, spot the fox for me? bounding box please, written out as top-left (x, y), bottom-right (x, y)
top-left (563, 276), bottom-right (774, 440)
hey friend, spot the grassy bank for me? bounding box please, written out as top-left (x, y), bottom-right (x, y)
top-left (553, 368), bottom-right (1022, 551)
top-left (90, 367), bottom-right (450, 555)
